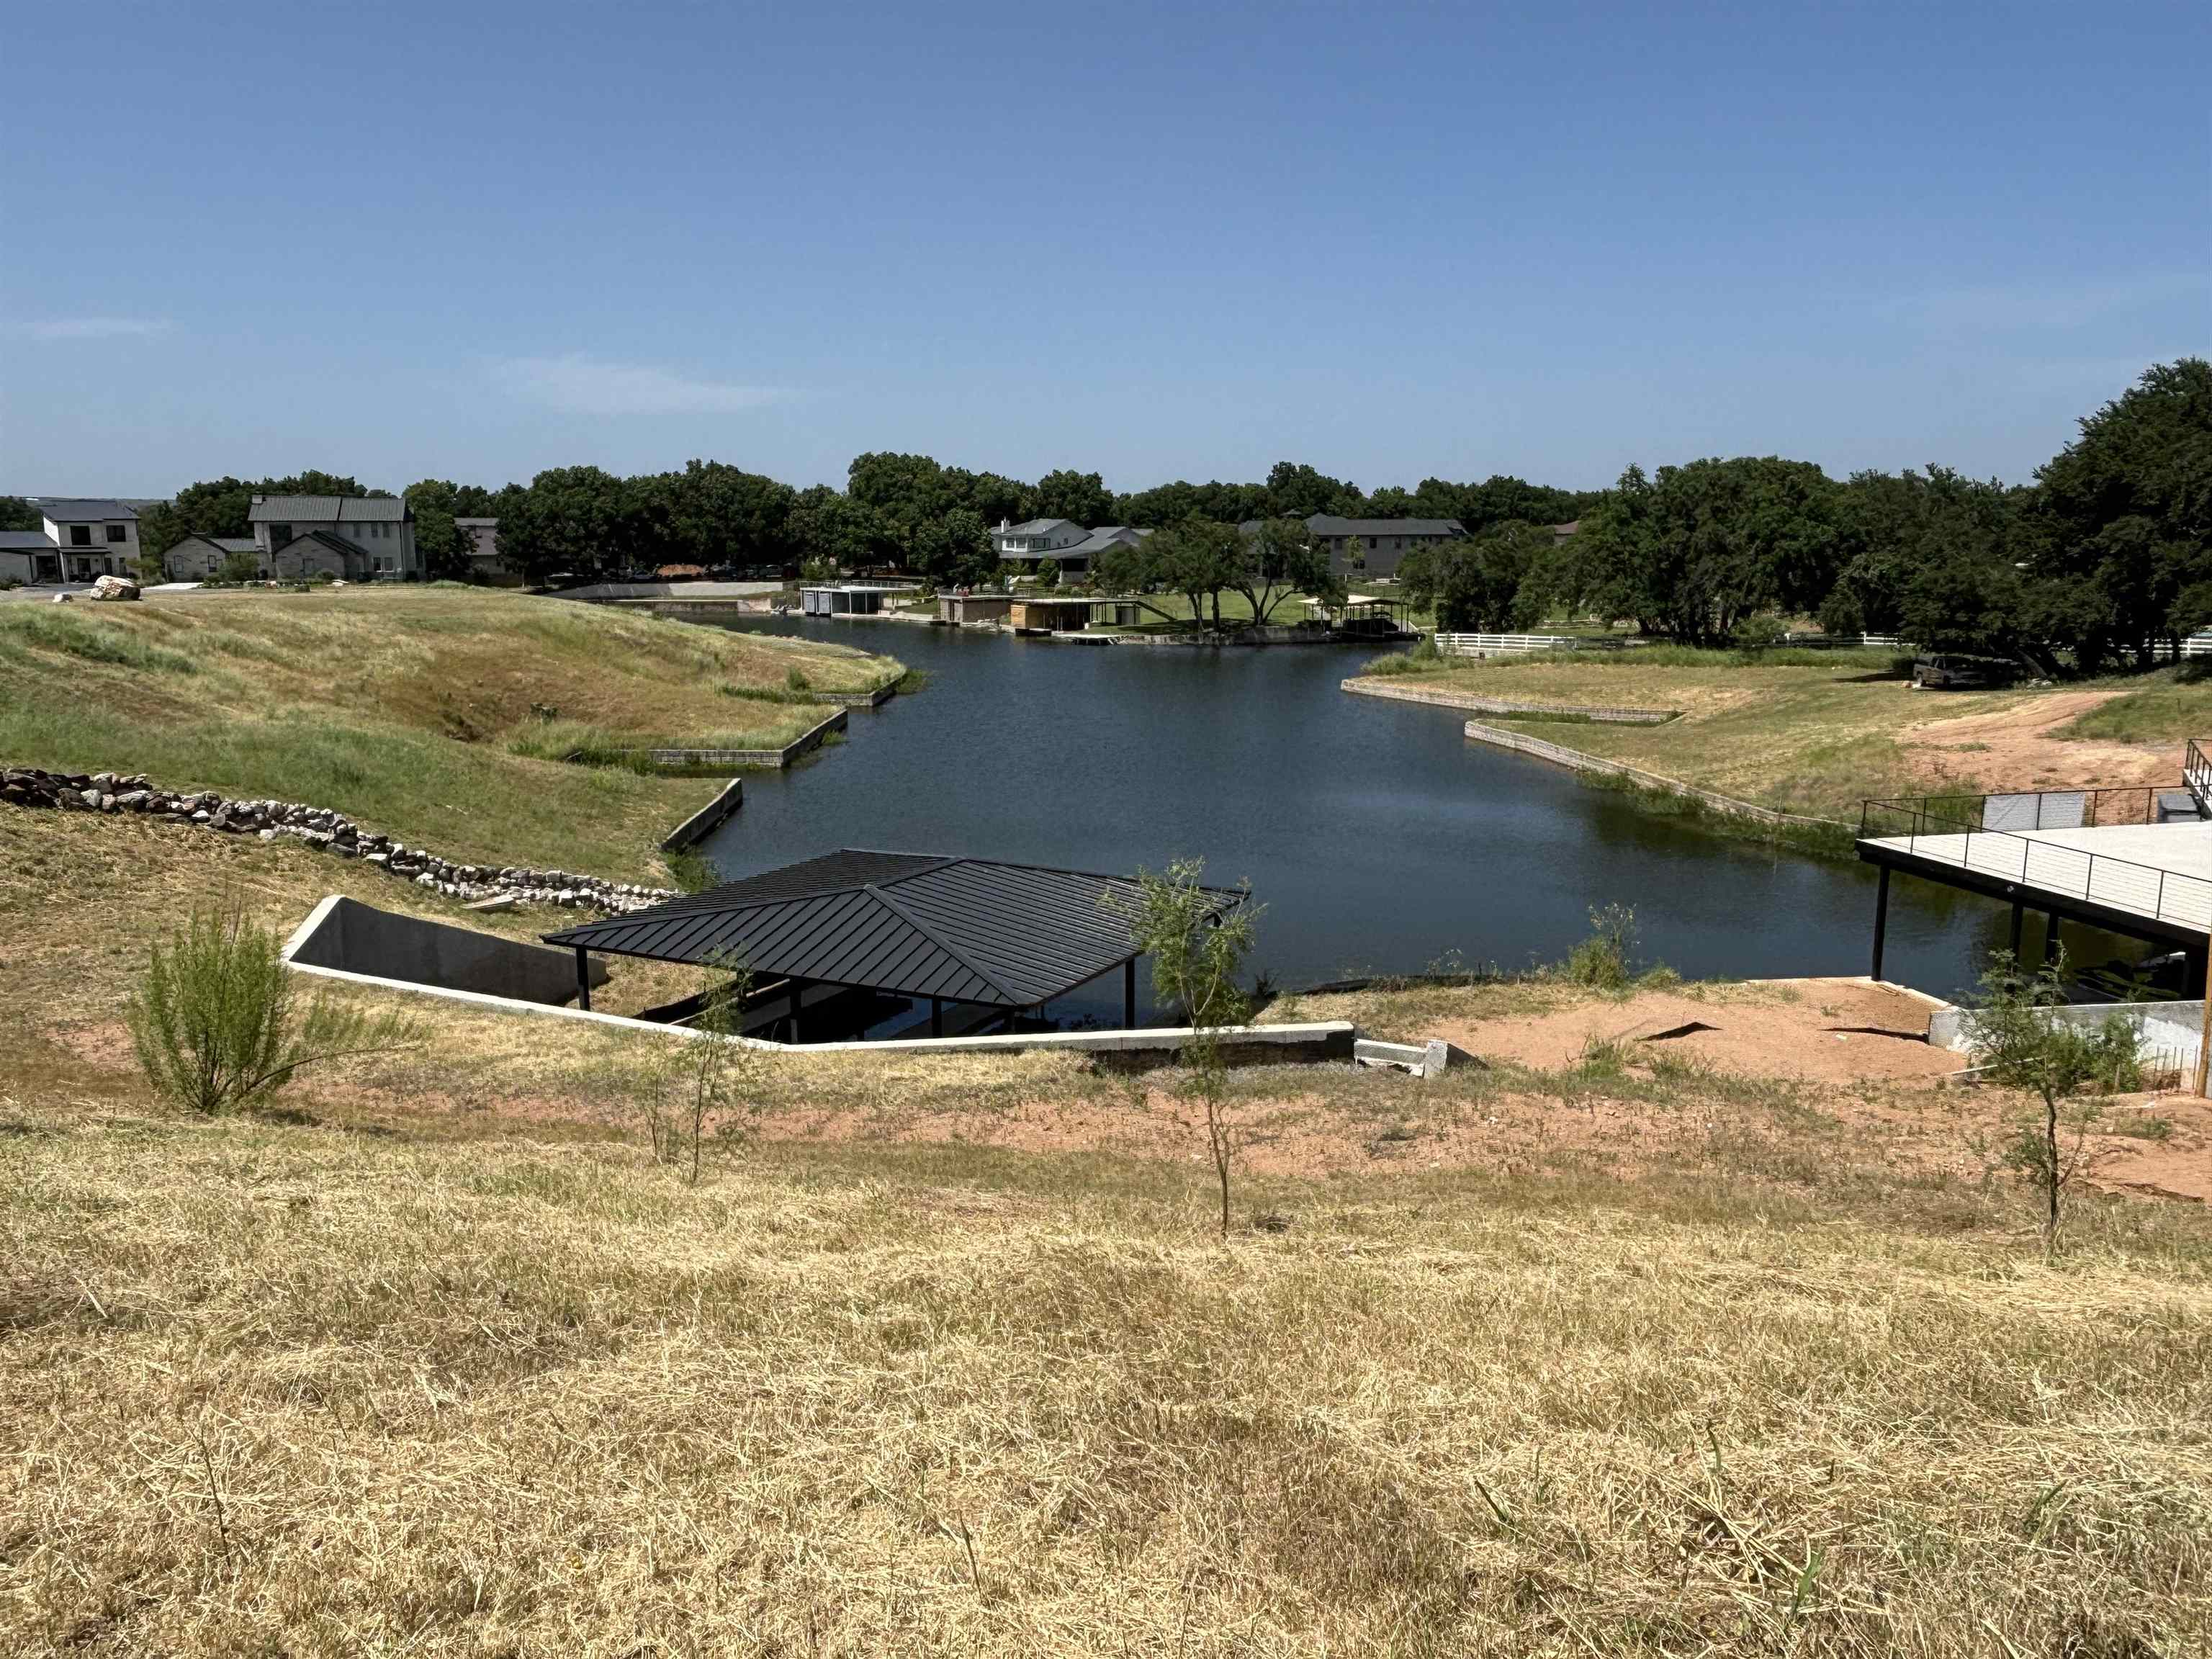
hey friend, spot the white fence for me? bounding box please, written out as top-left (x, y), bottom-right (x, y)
top-left (1433, 632), bottom-right (1581, 657)
top-left (1782, 631), bottom-right (1904, 649)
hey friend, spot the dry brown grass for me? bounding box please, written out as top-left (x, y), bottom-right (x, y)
top-left (6, 805), bottom-right (2212, 1654)
top-left (5, 1088), bottom-right (2208, 1655)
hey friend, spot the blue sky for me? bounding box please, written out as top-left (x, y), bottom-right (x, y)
top-left (5, 1), bottom-right (2206, 498)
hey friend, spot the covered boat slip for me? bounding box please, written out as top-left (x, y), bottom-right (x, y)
top-left (1858, 775), bottom-right (2212, 986)
top-left (544, 850), bottom-right (1244, 1043)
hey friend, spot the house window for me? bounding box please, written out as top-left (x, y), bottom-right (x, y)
top-left (69, 525), bottom-right (91, 547)
top-left (106, 523), bottom-right (127, 543)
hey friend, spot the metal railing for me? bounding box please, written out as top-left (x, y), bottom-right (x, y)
top-left (2186, 739), bottom-right (2212, 809)
top-left (1858, 795), bottom-right (2212, 930)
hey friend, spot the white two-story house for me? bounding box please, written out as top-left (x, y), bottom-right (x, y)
top-left (990, 518), bottom-right (1151, 579)
top-left (248, 494), bottom-right (421, 580)
top-left (0, 499), bottom-right (144, 583)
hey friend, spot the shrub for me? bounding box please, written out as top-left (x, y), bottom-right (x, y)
top-left (1362, 637), bottom-right (1444, 676)
top-left (128, 905), bottom-right (417, 1115)
top-left (1565, 903), bottom-right (1638, 989)
top-left (785, 665), bottom-right (811, 693)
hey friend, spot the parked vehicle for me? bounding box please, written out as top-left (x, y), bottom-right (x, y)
top-left (1910, 652), bottom-right (2015, 689)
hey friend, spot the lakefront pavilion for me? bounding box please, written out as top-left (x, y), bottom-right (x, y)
top-left (544, 849), bottom-right (1246, 1040)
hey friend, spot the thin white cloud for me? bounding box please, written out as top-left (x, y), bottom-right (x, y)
top-left (25, 316), bottom-right (171, 340)
top-left (494, 354), bottom-right (791, 415)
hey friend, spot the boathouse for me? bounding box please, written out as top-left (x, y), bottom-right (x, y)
top-left (544, 849), bottom-right (1244, 1041)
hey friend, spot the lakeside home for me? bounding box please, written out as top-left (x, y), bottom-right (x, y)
top-left (990, 518), bottom-right (1153, 578)
top-left (162, 533), bottom-right (266, 581)
top-left (1241, 513), bottom-right (1466, 580)
top-left (248, 493), bottom-right (422, 580)
top-left (0, 498), bottom-right (145, 583)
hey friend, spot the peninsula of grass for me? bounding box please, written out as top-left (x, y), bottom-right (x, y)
top-left (0, 588), bottom-right (902, 881)
top-left (1350, 642), bottom-right (2203, 824)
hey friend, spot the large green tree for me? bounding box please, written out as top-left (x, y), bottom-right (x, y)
top-left (1227, 517), bottom-right (1340, 624)
top-left (1264, 462), bottom-right (1364, 520)
top-left (1146, 516), bottom-right (1241, 629)
top-left (1031, 469), bottom-right (1113, 526)
top-left (1820, 467), bottom-right (2026, 649)
top-left (0, 495), bottom-right (41, 532)
top-left (1578, 457), bottom-right (1841, 644)
top-left (656, 459), bottom-right (798, 570)
top-left (404, 478), bottom-right (473, 579)
top-left (790, 487), bottom-right (885, 574)
top-left (498, 466), bottom-right (654, 583)
top-left (1116, 479), bottom-right (1270, 529)
top-left (2028, 358), bottom-right (2212, 670)
top-left (1400, 521), bottom-right (1555, 632)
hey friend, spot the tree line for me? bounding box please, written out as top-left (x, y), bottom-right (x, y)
top-left (1399, 359), bottom-right (2211, 670)
top-left (105, 456), bottom-right (1598, 590)
top-left (91, 358), bottom-right (2206, 666)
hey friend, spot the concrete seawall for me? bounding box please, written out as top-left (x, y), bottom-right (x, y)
top-left (1459, 721), bottom-right (1838, 830)
top-left (1340, 678), bottom-right (1678, 723)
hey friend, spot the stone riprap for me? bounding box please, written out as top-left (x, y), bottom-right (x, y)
top-left (0, 766), bottom-right (676, 914)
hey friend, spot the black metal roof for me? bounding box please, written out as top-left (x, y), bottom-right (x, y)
top-left (544, 849), bottom-right (1244, 1008)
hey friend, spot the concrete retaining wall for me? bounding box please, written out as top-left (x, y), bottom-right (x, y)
top-left (281, 901), bottom-right (1358, 1061)
top-left (284, 895), bottom-right (608, 1006)
top-left (1460, 721), bottom-right (1839, 830)
top-left (1343, 678), bottom-right (1677, 724)
top-left (1928, 998), bottom-right (2203, 1076)
top-left (589, 709), bottom-right (848, 772)
top-left (660, 778), bottom-right (745, 852)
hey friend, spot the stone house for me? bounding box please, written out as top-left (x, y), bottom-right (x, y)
top-left (248, 494), bottom-right (420, 580)
top-left (163, 534), bottom-right (267, 582)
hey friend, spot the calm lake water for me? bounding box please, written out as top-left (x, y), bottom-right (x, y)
top-left (701, 618), bottom-right (2109, 1026)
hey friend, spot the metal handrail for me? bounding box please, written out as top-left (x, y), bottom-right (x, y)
top-left (1867, 785), bottom-right (2163, 831)
top-left (1858, 795), bottom-right (2212, 927)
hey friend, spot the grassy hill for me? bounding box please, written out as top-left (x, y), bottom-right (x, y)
top-left (0, 588), bottom-right (902, 880)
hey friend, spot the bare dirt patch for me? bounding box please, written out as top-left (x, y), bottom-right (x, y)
top-left (1431, 976), bottom-right (1955, 1084)
top-left (1902, 688), bottom-right (2175, 793)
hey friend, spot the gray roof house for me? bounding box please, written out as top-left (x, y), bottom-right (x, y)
top-left (162, 534), bottom-right (264, 583)
top-left (991, 518), bottom-right (1151, 576)
top-left (0, 529), bottom-right (63, 585)
top-left (248, 494), bottom-right (420, 581)
top-left (1300, 514), bottom-right (1466, 580)
top-left (0, 500), bottom-right (143, 583)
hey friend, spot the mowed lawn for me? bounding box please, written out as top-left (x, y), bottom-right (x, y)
top-left (0, 588), bottom-right (902, 881)
top-left (1355, 646), bottom-right (2210, 821)
top-left (3, 806), bottom-right (2210, 1654)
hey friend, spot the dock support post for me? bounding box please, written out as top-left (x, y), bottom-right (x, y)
top-left (1869, 867), bottom-right (1891, 981)
top-left (1124, 959), bottom-right (1137, 1028)
top-left (2008, 901), bottom-right (2024, 964)
top-left (2044, 909), bottom-right (2062, 967)
top-left (787, 981), bottom-right (802, 1043)
top-left (574, 948), bottom-right (591, 1012)
top-left (930, 997), bottom-right (942, 1038)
